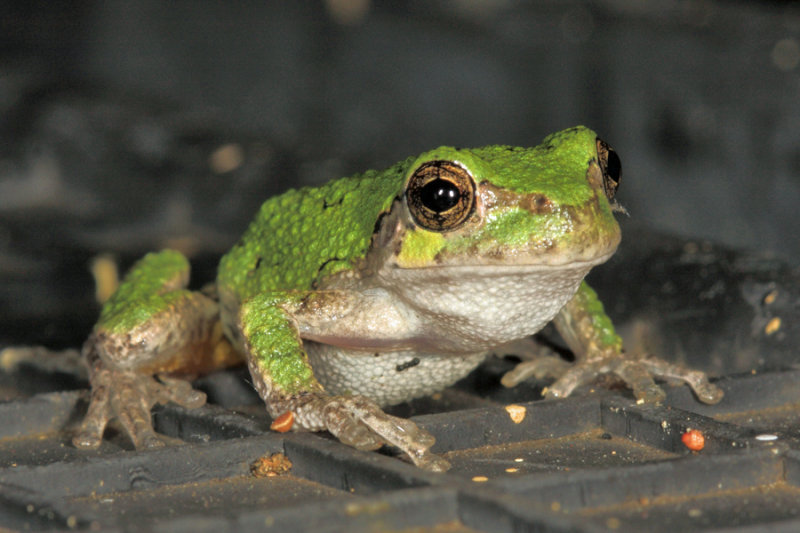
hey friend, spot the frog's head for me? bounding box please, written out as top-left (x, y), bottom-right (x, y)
top-left (377, 126), bottom-right (623, 271)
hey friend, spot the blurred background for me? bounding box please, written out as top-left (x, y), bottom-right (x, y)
top-left (1, 0), bottom-right (798, 348)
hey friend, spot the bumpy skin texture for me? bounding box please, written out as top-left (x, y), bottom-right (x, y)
top-left (75, 126), bottom-right (723, 471)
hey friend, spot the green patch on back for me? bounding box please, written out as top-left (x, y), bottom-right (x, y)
top-left (97, 250), bottom-right (190, 334)
top-left (217, 157), bottom-right (415, 298)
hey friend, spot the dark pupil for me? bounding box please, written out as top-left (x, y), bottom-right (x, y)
top-left (606, 149), bottom-right (622, 183)
top-left (420, 178), bottom-right (460, 213)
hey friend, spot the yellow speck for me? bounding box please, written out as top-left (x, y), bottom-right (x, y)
top-left (209, 143), bottom-right (244, 174)
top-left (606, 517), bottom-right (621, 529)
top-left (324, 0), bottom-right (371, 25)
top-left (636, 398), bottom-right (645, 405)
top-left (250, 453), bottom-right (292, 478)
top-left (514, 457), bottom-right (524, 463)
top-left (772, 38), bottom-right (800, 71)
top-left (90, 254), bottom-right (119, 304)
top-left (505, 467), bottom-right (519, 473)
top-left (345, 501), bottom-right (391, 516)
top-left (472, 475), bottom-right (489, 482)
top-left (550, 501), bottom-right (561, 512)
top-left (763, 290), bottom-right (778, 305)
top-left (765, 317), bottom-right (781, 335)
top-left (688, 508), bottom-right (703, 518)
top-left (505, 404), bottom-right (526, 424)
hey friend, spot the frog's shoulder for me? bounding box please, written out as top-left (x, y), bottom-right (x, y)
top-left (217, 156), bottom-right (413, 295)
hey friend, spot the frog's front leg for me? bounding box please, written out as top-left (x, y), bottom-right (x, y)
top-left (74, 251), bottom-right (241, 449)
top-left (502, 282), bottom-right (724, 405)
top-left (237, 292), bottom-right (450, 472)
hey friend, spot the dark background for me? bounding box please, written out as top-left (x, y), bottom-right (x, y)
top-left (1, 0), bottom-right (798, 347)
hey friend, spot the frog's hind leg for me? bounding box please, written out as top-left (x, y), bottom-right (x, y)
top-left (73, 251), bottom-right (243, 450)
top-left (501, 283), bottom-right (723, 405)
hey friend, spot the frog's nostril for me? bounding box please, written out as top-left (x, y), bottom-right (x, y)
top-left (527, 194), bottom-right (553, 213)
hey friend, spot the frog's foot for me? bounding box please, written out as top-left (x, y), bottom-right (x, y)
top-left (502, 354), bottom-right (723, 405)
top-left (73, 353), bottom-right (206, 450)
top-left (293, 394), bottom-right (450, 472)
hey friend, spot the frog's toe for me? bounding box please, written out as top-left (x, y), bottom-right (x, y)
top-left (73, 387), bottom-right (112, 449)
top-left (501, 356), bottom-right (571, 388)
top-left (537, 357), bottom-right (666, 403)
top-left (73, 431), bottom-right (104, 449)
top-left (614, 360), bottom-right (667, 404)
top-left (542, 361), bottom-right (603, 399)
top-left (639, 358), bottom-right (724, 405)
top-left (413, 452), bottom-right (451, 473)
top-left (155, 374), bottom-right (207, 409)
top-left (305, 394), bottom-right (449, 471)
top-left (111, 382), bottom-right (168, 449)
top-left (692, 381), bottom-right (724, 405)
top-left (320, 398), bottom-right (384, 450)
top-left (544, 355), bottom-right (723, 406)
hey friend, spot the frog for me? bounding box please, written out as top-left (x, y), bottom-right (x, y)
top-left (72, 126), bottom-right (723, 471)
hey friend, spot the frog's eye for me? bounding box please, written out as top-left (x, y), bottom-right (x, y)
top-left (596, 138), bottom-right (622, 200)
top-left (406, 160), bottom-right (476, 232)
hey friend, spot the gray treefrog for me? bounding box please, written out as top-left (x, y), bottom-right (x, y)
top-left (73, 126), bottom-right (723, 471)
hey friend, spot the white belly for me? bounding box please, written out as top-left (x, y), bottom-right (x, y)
top-left (306, 342), bottom-right (486, 406)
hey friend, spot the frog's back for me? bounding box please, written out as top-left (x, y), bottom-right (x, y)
top-left (217, 157), bottom-right (412, 298)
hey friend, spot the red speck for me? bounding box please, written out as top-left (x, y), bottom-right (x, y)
top-left (270, 411), bottom-right (294, 433)
top-left (682, 429), bottom-right (705, 451)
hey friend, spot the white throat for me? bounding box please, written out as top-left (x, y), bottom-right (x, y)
top-left (375, 261), bottom-right (599, 352)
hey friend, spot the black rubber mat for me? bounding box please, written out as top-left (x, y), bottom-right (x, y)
top-left (1, 229), bottom-right (799, 532)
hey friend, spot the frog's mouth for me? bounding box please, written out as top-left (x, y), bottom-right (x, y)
top-left (386, 248), bottom-right (617, 275)
top-left (392, 228), bottom-right (620, 270)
